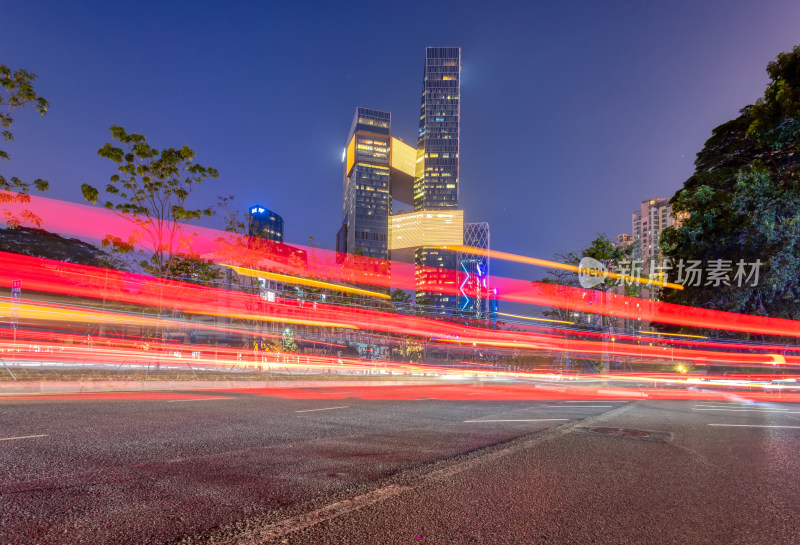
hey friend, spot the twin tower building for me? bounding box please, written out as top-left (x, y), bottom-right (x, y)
top-left (336, 47), bottom-right (496, 319)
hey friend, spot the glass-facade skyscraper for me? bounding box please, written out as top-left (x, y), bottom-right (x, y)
top-left (247, 205), bottom-right (284, 242)
top-left (414, 47), bottom-right (461, 314)
top-left (339, 107), bottom-right (392, 260)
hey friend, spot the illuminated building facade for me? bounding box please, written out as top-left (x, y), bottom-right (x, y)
top-left (337, 107), bottom-right (418, 261)
top-left (632, 198), bottom-right (674, 264)
top-left (414, 47), bottom-right (461, 211)
top-left (339, 108), bottom-right (392, 259)
top-left (248, 205), bottom-right (284, 242)
top-left (457, 222), bottom-right (497, 320)
top-left (389, 210), bottom-right (464, 252)
top-left (414, 47), bottom-right (461, 313)
top-left (336, 48), bottom-right (469, 316)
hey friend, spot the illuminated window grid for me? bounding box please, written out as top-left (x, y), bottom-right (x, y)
top-left (389, 210), bottom-right (464, 250)
top-left (390, 137), bottom-right (416, 177)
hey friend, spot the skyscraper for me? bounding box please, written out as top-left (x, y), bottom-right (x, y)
top-left (414, 47), bottom-right (461, 313)
top-left (247, 205), bottom-right (284, 242)
top-left (339, 108), bottom-right (392, 259)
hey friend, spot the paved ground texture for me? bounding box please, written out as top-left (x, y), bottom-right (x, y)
top-left (2, 384), bottom-right (799, 544)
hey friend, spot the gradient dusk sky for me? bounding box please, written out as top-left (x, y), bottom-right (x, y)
top-left (3, 0), bottom-right (800, 282)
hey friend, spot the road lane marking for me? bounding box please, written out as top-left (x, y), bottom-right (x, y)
top-left (224, 403), bottom-right (635, 544)
top-left (563, 400), bottom-right (626, 403)
top-left (0, 434), bottom-right (48, 441)
top-left (695, 401), bottom-right (747, 404)
top-left (166, 398), bottom-right (236, 403)
top-left (546, 405), bottom-right (613, 408)
top-left (463, 419), bottom-right (570, 423)
top-left (694, 404), bottom-right (778, 408)
top-left (708, 424), bottom-right (800, 429)
top-left (693, 408), bottom-right (797, 413)
top-left (295, 406), bottom-right (350, 413)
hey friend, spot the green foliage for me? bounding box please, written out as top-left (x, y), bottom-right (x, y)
top-left (0, 64), bottom-right (49, 168)
top-left (1, 64), bottom-right (50, 227)
top-left (390, 288), bottom-right (413, 314)
top-left (0, 226), bottom-right (121, 269)
top-left (541, 234), bottom-right (635, 325)
top-left (661, 45), bottom-right (800, 321)
top-left (545, 234), bottom-right (634, 291)
top-left (580, 233), bottom-right (635, 292)
top-left (282, 330), bottom-right (298, 353)
top-left (151, 253), bottom-right (222, 286)
top-left (82, 126), bottom-right (219, 277)
top-left (390, 288), bottom-right (411, 303)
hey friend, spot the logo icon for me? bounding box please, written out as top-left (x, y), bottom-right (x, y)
top-left (578, 257), bottom-right (608, 289)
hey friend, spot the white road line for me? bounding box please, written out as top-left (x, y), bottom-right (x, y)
top-left (0, 434), bottom-right (48, 441)
top-left (563, 400), bottom-right (626, 403)
top-left (695, 402), bottom-right (747, 404)
top-left (695, 403), bottom-right (758, 407)
top-left (546, 405), bottom-right (613, 408)
top-left (694, 404), bottom-right (776, 408)
top-left (225, 402), bottom-right (633, 544)
top-left (708, 424), bottom-right (800, 429)
top-left (693, 408), bottom-right (796, 413)
top-left (694, 404), bottom-right (753, 407)
top-left (167, 398), bottom-right (235, 403)
top-left (295, 406), bottom-right (350, 413)
top-left (463, 419), bottom-right (570, 423)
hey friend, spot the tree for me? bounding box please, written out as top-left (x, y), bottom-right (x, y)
top-left (282, 328), bottom-right (298, 353)
top-left (660, 45), bottom-right (800, 323)
top-left (162, 253), bottom-right (222, 287)
top-left (81, 126), bottom-right (219, 277)
top-left (0, 226), bottom-right (119, 268)
top-left (578, 234), bottom-right (635, 293)
top-left (390, 288), bottom-right (412, 313)
top-left (541, 234), bottom-right (635, 324)
top-left (1, 64), bottom-right (49, 227)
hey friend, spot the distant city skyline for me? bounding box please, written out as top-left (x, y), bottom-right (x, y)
top-left (3, 0), bottom-right (800, 286)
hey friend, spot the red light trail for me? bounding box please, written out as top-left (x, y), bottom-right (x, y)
top-left (2, 193), bottom-right (800, 402)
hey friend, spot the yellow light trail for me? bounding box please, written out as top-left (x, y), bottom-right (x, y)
top-left (223, 264), bottom-right (391, 300)
top-left (439, 245), bottom-right (684, 291)
top-left (497, 312), bottom-right (575, 325)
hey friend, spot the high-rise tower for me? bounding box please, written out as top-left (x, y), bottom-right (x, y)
top-left (339, 108), bottom-right (392, 260)
top-left (414, 47), bottom-right (461, 210)
top-left (414, 47), bottom-right (461, 313)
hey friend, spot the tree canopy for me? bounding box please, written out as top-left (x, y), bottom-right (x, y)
top-left (0, 226), bottom-right (116, 268)
top-left (541, 234), bottom-right (634, 324)
top-left (1, 64), bottom-right (49, 227)
top-left (82, 126), bottom-right (219, 279)
top-left (660, 45), bottom-right (800, 321)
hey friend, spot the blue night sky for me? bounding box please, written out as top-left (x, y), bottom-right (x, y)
top-left (3, 0), bottom-right (800, 283)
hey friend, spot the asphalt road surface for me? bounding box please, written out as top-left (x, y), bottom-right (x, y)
top-left (2, 384), bottom-right (799, 544)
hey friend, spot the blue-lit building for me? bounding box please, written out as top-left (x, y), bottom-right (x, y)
top-left (248, 205), bottom-right (284, 242)
top-left (458, 222), bottom-right (497, 321)
top-left (414, 47), bottom-right (461, 314)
